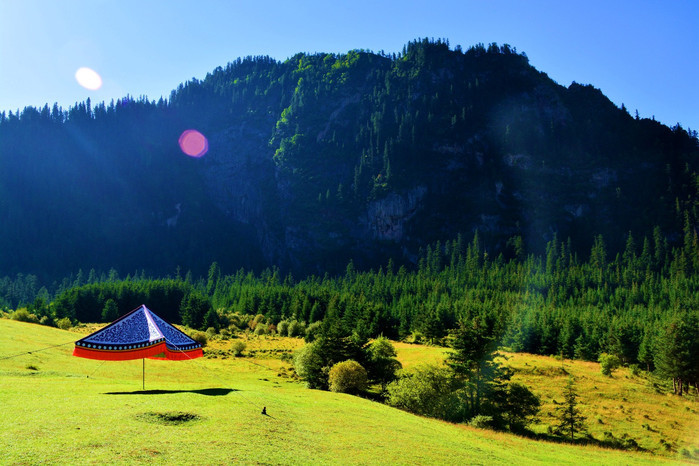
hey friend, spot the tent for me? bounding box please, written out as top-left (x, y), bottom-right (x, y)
top-left (73, 304), bottom-right (203, 361)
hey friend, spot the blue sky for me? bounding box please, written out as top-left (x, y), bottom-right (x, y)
top-left (1, 0), bottom-right (697, 131)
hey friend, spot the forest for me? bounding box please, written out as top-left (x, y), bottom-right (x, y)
top-left (2, 221), bottom-right (697, 397)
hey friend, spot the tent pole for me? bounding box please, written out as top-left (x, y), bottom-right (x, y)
top-left (142, 358), bottom-right (145, 391)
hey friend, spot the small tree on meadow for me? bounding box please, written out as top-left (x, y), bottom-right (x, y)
top-left (328, 360), bottom-right (368, 394)
top-left (498, 382), bottom-right (541, 432)
top-left (294, 341), bottom-right (328, 389)
top-left (366, 336), bottom-right (402, 392)
top-left (231, 340), bottom-right (246, 357)
top-left (598, 353), bottom-right (621, 377)
top-left (554, 376), bottom-right (586, 441)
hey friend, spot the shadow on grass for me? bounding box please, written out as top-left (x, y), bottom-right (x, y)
top-left (518, 430), bottom-right (646, 453)
top-left (104, 388), bottom-right (237, 396)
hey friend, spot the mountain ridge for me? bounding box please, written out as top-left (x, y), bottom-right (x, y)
top-left (0, 39), bottom-right (696, 281)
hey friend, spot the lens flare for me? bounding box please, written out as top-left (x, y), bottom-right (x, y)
top-left (178, 129), bottom-right (209, 158)
top-left (75, 67), bottom-right (103, 90)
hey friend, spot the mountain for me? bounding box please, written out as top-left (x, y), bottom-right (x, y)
top-left (1, 39), bottom-right (697, 281)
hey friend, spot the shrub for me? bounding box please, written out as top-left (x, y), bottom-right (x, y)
top-left (294, 341), bottom-right (328, 389)
top-left (386, 364), bottom-right (462, 421)
top-left (679, 447), bottom-right (699, 460)
top-left (206, 327), bottom-right (217, 338)
top-left (628, 364), bottom-right (642, 377)
top-left (39, 316), bottom-right (54, 327)
top-left (249, 314), bottom-right (266, 330)
top-left (366, 337), bottom-right (402, 391)
top-left (254, 324), bottom-right (268, 336)
top-left (304, 321), bottom-right (322, 342)
top-left (277, 320), bottom-right (289, 336)
top-left (328, 360), bottom-right (368, 394)
top-left (190, 331), bottom-right (208, 347)
top-left (56, 317), bottom-right (72, 330)
top-left (468, 415), bottom-right (494, 428)
top-left (288, 320), bottom-right (306, 338)
top-left (9, 308), bottom-right (40, 324)
top-left (598, 353), bottom-right (621, 376)
top-left (231, 340), bottom-right (246, 357)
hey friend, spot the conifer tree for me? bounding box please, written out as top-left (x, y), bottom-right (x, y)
top-left (554, 376), bottom-right (586, 441)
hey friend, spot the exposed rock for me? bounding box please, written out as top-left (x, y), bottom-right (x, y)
top-left (365, 187), bottom-right (427, 241)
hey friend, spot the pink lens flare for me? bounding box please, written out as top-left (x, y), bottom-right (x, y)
top-left (178, 129), bottom-right (209, 158)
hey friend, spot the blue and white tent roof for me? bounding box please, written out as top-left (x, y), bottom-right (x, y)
top-left (73, 304), bottom-right (203, 361)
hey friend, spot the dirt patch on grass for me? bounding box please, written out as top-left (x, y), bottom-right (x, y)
top-left (135, 411), bottom-right (201, 425)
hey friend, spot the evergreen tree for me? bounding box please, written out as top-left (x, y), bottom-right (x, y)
top-left (654, 313), bottom-right (699, 395)
top-left (180, 291), bottom-right (211, 329)
top-left (446, 319), bottom-right (512, 418)
top-left (101, 298), bottom-right (119, 322)
top-left (554, 376), bottom-right (586, 441)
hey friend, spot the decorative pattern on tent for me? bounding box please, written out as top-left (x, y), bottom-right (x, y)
top-left (73, 304), bottom-right (203, 361)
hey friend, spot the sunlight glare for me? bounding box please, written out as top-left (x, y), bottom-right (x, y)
top-left (178, 129), bottom-right (209, 158)
top-left (75, 67), bottom-right (103, 90)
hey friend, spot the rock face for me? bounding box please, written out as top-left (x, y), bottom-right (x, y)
top-left (201, 124), bottom-right (286, 265)
top-left (365, 187), bottom-right (427, 241)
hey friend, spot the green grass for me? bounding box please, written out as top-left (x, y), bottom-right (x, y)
top-left (0, 319), bottom-right (683, 464)
top-left (501, 352), bottom-right (699, 458)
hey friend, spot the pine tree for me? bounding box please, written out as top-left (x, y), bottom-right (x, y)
top-left (554, 376), bottom-right (586, 441)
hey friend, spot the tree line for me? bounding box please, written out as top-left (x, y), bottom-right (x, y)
top-left (2, 221), bottom-right (697, 394)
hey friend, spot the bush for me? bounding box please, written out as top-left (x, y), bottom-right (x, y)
top-left (598, 353), bottom-right (621, 376)
top-left (328, 360), bottom-right (368, 394)
top-left (629, 364), bottom-right (642, 377)
top-left (206, 327), bottom-right (217, 338)
top-left (288, 320), bottom-right (306, 338)
top-left (254, 324), bottom-right (268, 335)
top-left (294, 341), bottom-right (328, 389)
top-left (366, 337), bottom-right (402, 391)
top-left (304, 321), bottom-right (322, 342)
top-left (39, 316), bottom-right (54, 327)
top-left (9, 308), bottom-right (40, 324)
top-left (468, 415), bottom-right (494, 428)
top-left (277, 320), bottom-right (289, 336)
top-left (56, 317), bottom-right (72, 330)
top-left (190, 331), bottom-right (208, 347)
top-left (386, 364), bottom-right (462, 421)
top-left (231, 340), bottom-right (246, 357)
top-left (249, 314), bottom-right (266, 330)
top-left (679, 447), bottom-right (699, 460)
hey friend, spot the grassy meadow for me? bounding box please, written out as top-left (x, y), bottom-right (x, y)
top-left (0, 319), bottom-right (695, 464)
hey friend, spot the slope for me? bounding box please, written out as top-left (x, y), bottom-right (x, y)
top-left (0, 319), bottom-right (672, 464)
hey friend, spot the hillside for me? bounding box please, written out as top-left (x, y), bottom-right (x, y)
top-left (0, 319), bottom-right (688, 464)
top-left (0, 39), bottom-right (697, 281)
